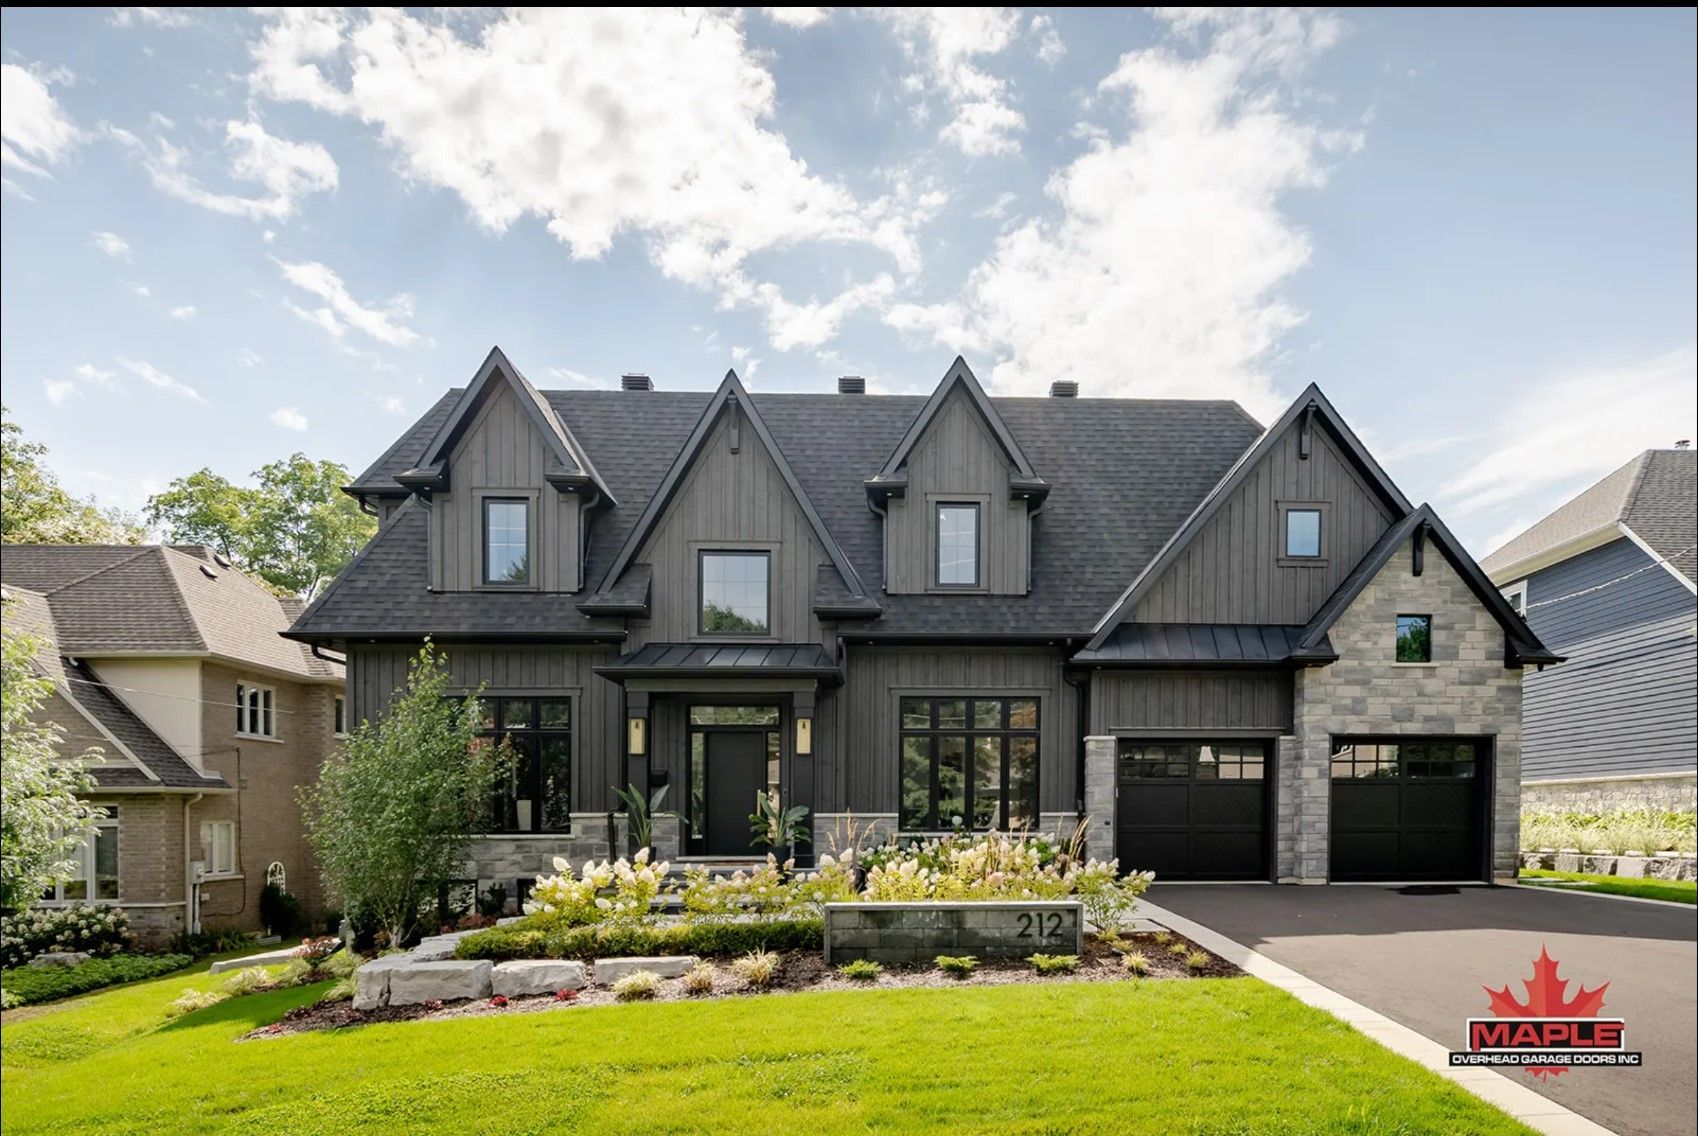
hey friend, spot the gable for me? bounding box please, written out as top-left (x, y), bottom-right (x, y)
top-left (1131, 420), bottom-right (1396, 625)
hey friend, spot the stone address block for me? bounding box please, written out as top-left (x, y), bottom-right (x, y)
top-left (823, 902), bottom-right (1082, 965)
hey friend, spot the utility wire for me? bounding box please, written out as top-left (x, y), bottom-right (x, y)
top-left (1523, 544), bottom-right (1696, 612)
top-left (58, 672), bottom-right (319, 716)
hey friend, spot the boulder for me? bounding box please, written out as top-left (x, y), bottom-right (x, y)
top-left (353, 957), bottom-right (403, 1011)
top-left (409, 937), bottom-right (463, 962)
top-left (594, 956), bottom-right (697, 984)
top-left (386, 960), bottom-right (493, 1006)
top-left (491, 959), bottom-right (586, 998)
top-left (27, 951), bottom-right (90, 968)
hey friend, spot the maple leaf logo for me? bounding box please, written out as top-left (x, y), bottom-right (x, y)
top-left (1483, 945), bottom-right (1610, 1080)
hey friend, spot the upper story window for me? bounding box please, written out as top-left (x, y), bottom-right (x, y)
top-left (935, 503), bottom-right (981, 587)
top-left (699, 551), bottom-right (770, 635)
top-left (473, 696), bottom-right (572, 833)
top-left (1285, 508), bottom-right (1322, 558)
top-left (1502, 581), bottom-right (1528, 616)
top-left (43, 807), bottom-right (118, 903)
top-left (236, 682), bottom-right (275, 738)
top-left (1396, 614), bottom-right (1432, 663)
top-left (483, 498), bottom-right (530, 585)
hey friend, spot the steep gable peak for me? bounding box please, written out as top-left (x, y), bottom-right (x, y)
top-left (868, 357), bottom-right (1046, 499)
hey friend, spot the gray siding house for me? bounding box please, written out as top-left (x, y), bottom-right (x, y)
top-left (286, 348), bottom-right (1557, 891)
top-left (1483, 449), bottom-right (1696, 812)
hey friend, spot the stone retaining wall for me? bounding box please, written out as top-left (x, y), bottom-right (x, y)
top-left (1522, 774), bottom-right (1697, 815)
top-left (1521, 849), bottom-right (1695, 881)
top-left (823, 901), bottom-right (1083, 964)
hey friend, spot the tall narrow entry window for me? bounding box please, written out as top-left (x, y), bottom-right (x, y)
top-left (483, 499), bottom-right (530, 585)
top-left (935, 503), bottom-right (980, 587)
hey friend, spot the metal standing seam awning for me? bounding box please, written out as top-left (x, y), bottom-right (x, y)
top-left (593, 642), bottom-right (843, 687)
top-left (1070, 623), bottom-right (1336, 666)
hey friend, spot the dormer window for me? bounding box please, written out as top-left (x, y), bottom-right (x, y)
top-left (936, 503), bottom-right (980, 588)
top-left (483, 499), bottom-right (530, 585)
top-left (1285, 509), bottom-right (1322, 558)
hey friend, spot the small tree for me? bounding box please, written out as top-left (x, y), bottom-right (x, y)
top-left (0, 615), bottom-right (100, 911)
top-left (298, 644), bottom-right (510, 947)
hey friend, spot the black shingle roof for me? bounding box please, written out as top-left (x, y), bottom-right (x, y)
top-left (306, 387), bottom-right (1265, 641)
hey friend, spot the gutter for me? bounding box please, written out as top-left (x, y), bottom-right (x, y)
top-left (183, 793), bottom-right (203, 935)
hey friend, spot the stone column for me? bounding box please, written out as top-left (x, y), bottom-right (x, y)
top-left (1082, 736), bottom-right (1116, 862)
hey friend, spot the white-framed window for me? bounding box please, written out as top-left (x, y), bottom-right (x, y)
top-left (1502, 580), bottom-right (1528, 616)
top-left (236, 682), bottom-right (275, 738)
top-left (333, 694), bottom-right (347, 737)
top-left (43, 807), bottom-right (119, 903)
top-left (201, 820), bottom-right (237, 876)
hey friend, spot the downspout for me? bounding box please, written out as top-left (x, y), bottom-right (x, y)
top-left (183, 793), bottom-right (204, 936)
top-left (311, 644), bottom-right (346, 668)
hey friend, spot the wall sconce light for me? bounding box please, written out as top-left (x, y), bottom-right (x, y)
top-left (627, 716), bottom-right (647, 756)
top-left (795, 715), bottom-right (813, 756)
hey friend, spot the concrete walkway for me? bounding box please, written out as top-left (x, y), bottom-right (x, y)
top-left (1148, 883), bottom-right (1697, 1136)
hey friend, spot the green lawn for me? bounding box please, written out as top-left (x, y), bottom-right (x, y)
top-left (1, 970), bottom-right (1534, 1136)
top-left (1520, 868), bottom-right (1697, 904)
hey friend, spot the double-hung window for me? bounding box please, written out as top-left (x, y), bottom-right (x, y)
top-left (935, 503), bottom-right (980, 587)
top-left (899, 697), bottom-right (1038, 832)
top-left (236, 682), bottom-right (275, 738)
top-left (473, 697), bottom-right (573, 833)
top-left (44, 807), bottom-right (119, 902)
top-left (483, 498), bottom-right (530, 585)
top-left (200, 820), bottom-right (237, 876)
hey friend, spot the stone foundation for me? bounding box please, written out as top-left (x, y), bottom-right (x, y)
top-left (123, 905), bottom-right (187, 950)
top-left (1522, 774), bottom-right (1696, 815)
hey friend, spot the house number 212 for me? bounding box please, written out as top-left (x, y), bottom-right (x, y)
top-left (1015, 912), bottom-right (1065, 939)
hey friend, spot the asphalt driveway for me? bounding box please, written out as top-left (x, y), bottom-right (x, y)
top-left (1149, 884), bottom-right (1697, 1136)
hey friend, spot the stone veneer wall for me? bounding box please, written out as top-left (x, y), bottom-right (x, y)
top-left (459, 814), bottom-right (684, 909)
top-left (1522, 773), bottom-right (1696, 814)
top-left (1288, 536), bottom-right (1524, 882)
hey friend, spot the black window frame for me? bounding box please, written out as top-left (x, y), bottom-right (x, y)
top-left (482, 497), bottom-right (531, 586)
top-left (1116, 740), bottom-right (1267, 781)
top-left (697, 549), bottom-right (773, 637)
top-left (1330, 737), bottom-right (1481, 781)
top-left (934, 501), bottom-right (982, 589)
top-left (1395, 613), bottom-right (1433, 663)
top-left (898, 696), bottom-right (1039, 832)
top-left (470, 695), bottom-right (573, 834)
top-left (1284, 508), bottom-right (1323, 558)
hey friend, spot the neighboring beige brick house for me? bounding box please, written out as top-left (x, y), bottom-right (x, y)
top-left (1, 545), bottom-right (344, 947)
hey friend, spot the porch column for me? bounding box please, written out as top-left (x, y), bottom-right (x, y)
top-left (1082, 736), bottom-right (1116, 862)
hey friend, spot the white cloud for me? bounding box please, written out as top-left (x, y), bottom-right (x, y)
top-left (763, 8), bottom-right (830, 29)
top-left (90, 230), bottom-right (133, 261)
top-left (379, 395), bottom-right (407, 415)
top-left (129, 283), bottom-right (152, 298)
top-left (1030, 14), bottom-right (1066, 66)
top-left (755, 274), bottom-right (897, 352)
top-left (275, 259), bottom-right (425, 349)
top-left (1438, 342), bottom-right (1698, 527)
top-left (977, 191), bottom-right (1019, 220)
top-left (3, 177), bottom-right (35, 201)
top-left (43, 378), bottom-right (80, 405)
top-left (75, 363), bottom-right (119, 387)
top-left (169, 305), bottom-right (196, 320)
top-left (108, 118), bottom-right (337, 221)
top-left (237, 348), bottom-right (264, 368)
top-left (117, 355), bottom-right (205, 403)
top-left (247, 9), bottom-right (928, 353)
top-left (41, 363), bottom-right (119, 405)
top-left (269, 406), bottom-right (309, 431)
top-left (2, 63), bottom-right (82, 178)
top-left (883, 9), bottom-right (1353, 417)
top-left (877, 9), bottom-right (1026, 157)
top-left (110, 8), bottom-right (193, 28)
top-left (543, 366), bottom-right (609, 390)
top-left (730, 345), bottom-right (762, 381)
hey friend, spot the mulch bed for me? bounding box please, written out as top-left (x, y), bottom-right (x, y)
top-left (241, 931), bottom-right (1239, 1040)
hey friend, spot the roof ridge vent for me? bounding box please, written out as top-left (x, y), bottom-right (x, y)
top-left (1049, 380), bottom-right (1079, 398)
top-left (837, 375), bottom-right (866, 394)
top-left (621, 373), bottom-right (653, 391)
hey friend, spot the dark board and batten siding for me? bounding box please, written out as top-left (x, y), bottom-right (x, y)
top-left (346, 644), bottom-right (624, 811)
top-left (1521, 537), bottom-right (1697, 781)
top-left (884, 389), bottom-right (1030, 596)
top-left (430, 384), bottom-right (582, 592)
top-left (1133, 424), bottom-right (1393, 625)
top-left (1089, 669), bottom-right (1293, 734)
top-left (629, 406), bottom-right (829, 649)
top-left (834, 646), bottom-right (1077, 815)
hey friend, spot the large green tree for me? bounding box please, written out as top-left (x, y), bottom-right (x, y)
top-left (298, 644), bottom-right (511, 947)
top-left (1, 407), bottom-right (144, 545)
top-left (0, 611), bottom-right (101, 912)
top-left (146, 454), bottom-right (374, 598)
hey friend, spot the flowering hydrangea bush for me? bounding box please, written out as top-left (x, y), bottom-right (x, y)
top-left (523, 849), bottom-right (668, 925)
top-left (1, 904), bottom-right (131, 968)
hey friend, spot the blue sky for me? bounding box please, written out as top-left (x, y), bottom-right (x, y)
top-left (2, 7), bottom-right (1693, 555)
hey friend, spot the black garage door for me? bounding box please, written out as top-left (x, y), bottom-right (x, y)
top-left (1116, 740), bottom-right (1270, 880)
top-left (1330, 738), bottom-right (1489, 882)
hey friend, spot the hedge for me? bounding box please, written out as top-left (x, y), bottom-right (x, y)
top-left (0, 953), bottom-right (194, 1006)
top-left (456, 918), bottom-right (823, 961)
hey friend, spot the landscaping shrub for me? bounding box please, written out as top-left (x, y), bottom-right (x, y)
top-left (1, 905), bottom-right (131, 967)
top-left (1185, 949), bottom-right (1212, 972)
top-left (0, 952), bottom-right (191, 1006)
top-left (858, 831), bottom-right (1153, 921)
top-left (259, 883), bottom-right (304, 939)
top-left (838, 959), bottom-right (882, 982)
top-left (682, 962), bottom-right (716, 995)
top-left (166, 988), bottom-right (227, 1017)
top-left (1521, 810), bottom-right (1696, 855)
top-left (1121, 951), bottom-right (1149, 977)
top-left (1029, 953), bottom-right (1078, 975)
top-left (1, 988), bottom-right (20, 1010)
top-left (168, 928), bottom-right (258, 958)
top-left (457, 916), bottom-right (822, 961)
top-left (935, 955), bottom-right (977, 978)
top-left (319, 976), bottom-right (355, 1004)
top-left (612, 970), bottom-right (659, 1001)
top-left (731, 949), bottom-right (780, 988)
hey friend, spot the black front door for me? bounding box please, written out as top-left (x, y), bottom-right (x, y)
top-left (704, 731), bottom-right (767, 856)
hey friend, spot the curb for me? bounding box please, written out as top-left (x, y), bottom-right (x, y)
top-left (1507, 881), bottom-right (1698, 910)
top-left (1140, 900), bottom-right (1618, 1136)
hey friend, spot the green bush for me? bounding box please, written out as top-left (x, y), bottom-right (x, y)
top-left (838, 959), bottom-right (882, 981)
top-left (1029, 953), bottom-right (1078, 975)
top-left (1521, 810), bottom-right (1696, 855)
top-left (934, 955), bottom-right (977, 978)
top-left (457, 917), bottom-right (822, 961)
top-left (259, 884), bottom-right (304, 939)
top-left (0, 952), bottom-right (192, 1006)
top-left (167, 928), bottom-right (258, 958)
top-left (1, 905), bottom-right (132, 968)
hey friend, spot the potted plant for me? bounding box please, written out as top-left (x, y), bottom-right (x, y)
top-left (614, 782), bottom-right (668, 858)
top-left (749, 789), bottom-right (810, 873)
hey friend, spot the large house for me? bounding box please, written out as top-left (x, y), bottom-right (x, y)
top-left (1483, 448), bottom-right (1696, 813)
top-left (1, 545), bottom-right (343, 945)
top-left (286, 348), bottom-right (1557, 894)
